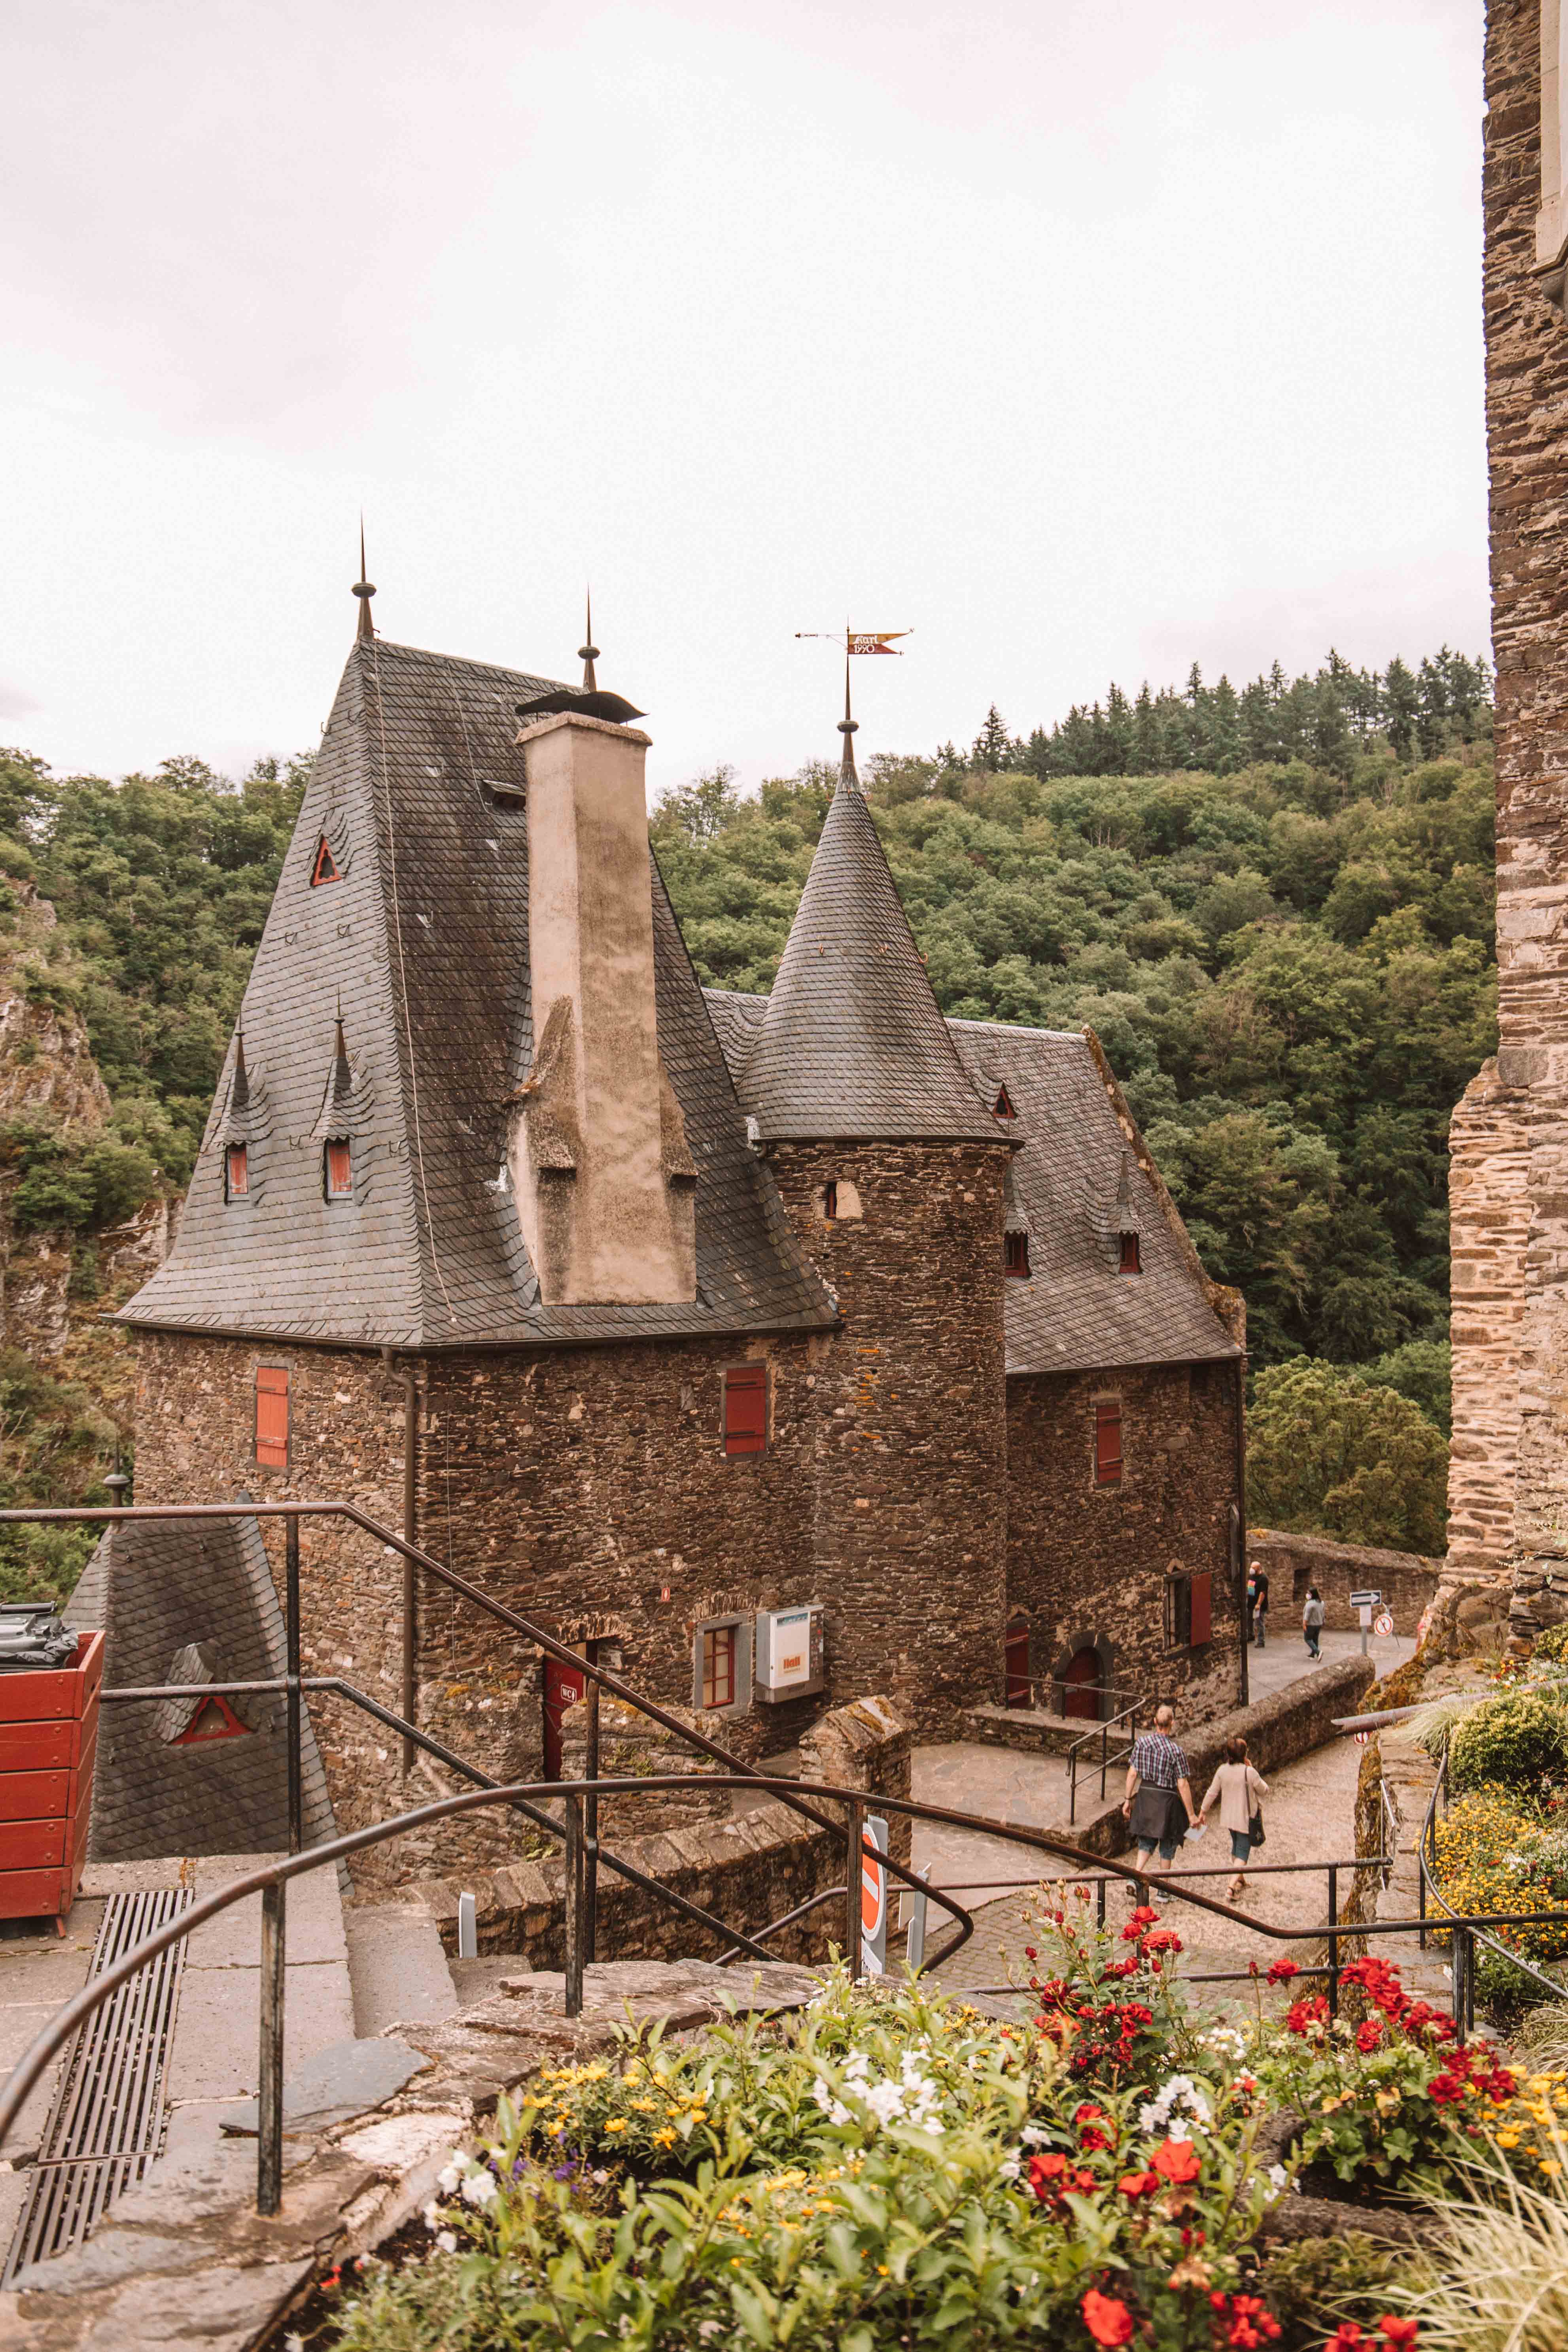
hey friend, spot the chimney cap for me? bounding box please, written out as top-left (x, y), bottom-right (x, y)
top-left (514, 685), bottom-right (646, 725)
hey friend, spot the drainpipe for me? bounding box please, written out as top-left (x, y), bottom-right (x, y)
top-left (1233, 1355), bottom-right (1249, 1711)
top-left (401, 1364), bottom-right (419, 1771)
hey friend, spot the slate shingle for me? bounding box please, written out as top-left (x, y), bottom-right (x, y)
top-left (117, 636), bottom-right (835, 1350)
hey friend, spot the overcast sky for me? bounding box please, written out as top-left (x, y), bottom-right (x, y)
top-left (2, 0), bottom-right (1485, 799)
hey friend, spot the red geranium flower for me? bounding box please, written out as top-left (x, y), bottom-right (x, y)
top-left (1152, 2135), bottom-right (1202, 2184)
top-left (1118, 2168), bottom-right (1159, 2198)
top-left (1428, 2074), bottom-right (1464, 2106)
top-left (1265, 1958), bottom-right (1299, 1985)
top-left (1356, 2018), bottom-right (1385, 2054)
top-left (1377, 2321), bottom-right (1419, 2349)
top-left (1324, 2327), bottom-right (1365, 2350)
top-left (1142, 1927), bottom-right (1184, 1957)
top-left (1080, 2286), bottom-right (1136, 2347)
top-left (1286, 1995), bottom-right (1330, 2036)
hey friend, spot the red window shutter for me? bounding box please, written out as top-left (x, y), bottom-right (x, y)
top-left (310, 836), bottom-right (340, 886)
top-left (226, 1145), bottom-right (248, 1199)
top-left (1189, 1571), bottom-right (1212, 1646)
top-left (724, 1366), bottom-right (767, 1455)
top-left (1095, 1400), bottom-right (1122, 1485)
top-left (255, 1366), bottom-right (289, 1467)
top-left (325, 1139), bottom-right (352, 1197)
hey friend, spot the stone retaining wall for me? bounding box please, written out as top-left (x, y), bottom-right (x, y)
top-left (1245, 1530), bottom-right (1439, 1636)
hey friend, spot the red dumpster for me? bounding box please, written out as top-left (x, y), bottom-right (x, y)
top-left (0, 1631), bottom-right (102, 1929)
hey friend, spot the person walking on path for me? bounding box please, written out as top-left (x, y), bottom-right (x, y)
top-left (1302, 1586), bottom-right (1324, 1661)
top-left (1248, 1561), bottom-right (1269, 1648)
top-left (1122, 1704), bottom-right (1198, 1894)
top-left (1200, 1735), bottom-right (1269, 1901)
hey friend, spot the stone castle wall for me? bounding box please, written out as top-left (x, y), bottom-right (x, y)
top-left (1447, 1057), bottom-right (1529, 1575)
top-left (764, 1138), bottom-right (1012, 1732)
top-left (1004, 1356), bottom-right (1243, 1720)
top-left (1469, 2), bottom-right (1568, 1635)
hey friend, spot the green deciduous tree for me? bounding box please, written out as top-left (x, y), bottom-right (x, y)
top-left (1248, 1358), bottom-right (1448, 1554)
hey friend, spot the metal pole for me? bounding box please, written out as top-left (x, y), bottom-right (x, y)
top-left (1233, 1363), bottom-right (1249, 1712)
top-left (563, 1794), bottom-right (583, 2017)
top-left (1452, 1924), bottom-right (1467, 2044)
top-left (1096, 1875), bottom-right (1106, 1929)
top-left (1326, 1865), bottom-right (1339, 2017)
top-left (257, 1880), bottom-right (286, 2215)
top-left (285, 1514), bottom-right (302, 1857)
top-left (583, 1650), bottom-right (600, 1966)
top-left (845, 1798), bottom-right (863, 1981)
top-left (401, 1367), bottom-right (418, 1773)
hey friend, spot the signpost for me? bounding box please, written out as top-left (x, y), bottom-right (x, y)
top-left (903, 1864), bottom-right (930, 1973)
top-left (1350, 1589), bottom-right (1383, 1657)
top-left (860, 1816), bottom-right (889, 1975)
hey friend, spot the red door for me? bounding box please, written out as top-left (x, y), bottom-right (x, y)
top-left (543, 1653), bottom-right (586, 1781)
top-left (1064, 1646), bottom-right (1101, 1722)
top-left (1004, 1621), bottom-right (1031, 1708)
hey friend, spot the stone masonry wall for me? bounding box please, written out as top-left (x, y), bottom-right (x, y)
top-left (764, 1139), bottom-right (1012, 1735)
top-left (1005, 1357), bottom-right (1243, 1724)
top-left (1447, 1057), bottom-right (1529, 1575)
top-left (1244, 1529), bottom-right (1438, 1636)
top-left (133, 1326), bottom-right (823, 1883)
top-left (1484, 1), bottom-right (1568, 1639)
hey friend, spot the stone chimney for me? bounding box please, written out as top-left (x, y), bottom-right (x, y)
top-left (508, 710), bottom-right (697, 1304)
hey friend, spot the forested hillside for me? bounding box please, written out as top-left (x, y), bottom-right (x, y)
top-left (0, 643), bottom-right (1496, 1567)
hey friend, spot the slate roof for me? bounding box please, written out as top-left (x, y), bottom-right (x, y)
top-left (64, 1515), bottom-right (335, 1860)
top-left (117, 636), bottom-right (835, 1350)
top-left (733, 769), bottom-right (1004, 1143)
top-left (705, 992), bottom-right (1241, 1376)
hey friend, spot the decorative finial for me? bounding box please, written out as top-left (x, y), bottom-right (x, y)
top-left (352, 519), bottom-right (376, 642)
top-left (579, 591), bottom-right (599, 691)
top-left (232, 1030), bottom-right (250, 1109)
top-left (836, 653), bottom-right (859, 786)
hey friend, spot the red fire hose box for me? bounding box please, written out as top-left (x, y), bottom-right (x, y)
top-left (0, 1630), bottom-right (103, 1930)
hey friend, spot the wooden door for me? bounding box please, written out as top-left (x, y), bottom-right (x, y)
top-left (1064, 1646), bottom-right (1101, 1721)
top-left (1004, 1621), bottom-right (1031, 1708)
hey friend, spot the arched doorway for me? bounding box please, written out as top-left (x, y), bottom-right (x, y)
top-left (1063, 1645), bottom-right (1101, 1721)
top-left (1004, 1616), bottom-right (1031, 1708)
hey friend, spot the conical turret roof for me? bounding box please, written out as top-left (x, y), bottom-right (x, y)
top-left (738, 764), bottom-right (1002, 1143)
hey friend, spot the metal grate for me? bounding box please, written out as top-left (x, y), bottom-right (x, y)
top-left (3, 1887), bottom-right (189, 2281)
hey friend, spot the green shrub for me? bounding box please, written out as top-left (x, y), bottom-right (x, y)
top-left (1536, 1624), bottom-right (1568, 1665)
top-left (1450, 1693), bottom-right (1568, 1799)
top-left (1260, 2233), bottom-right (1420, 2351)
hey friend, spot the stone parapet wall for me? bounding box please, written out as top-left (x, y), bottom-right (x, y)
top-left (1245, 1530), bottom-right (1439, 1635)
top-left (800, 1693), bottom-right (914, 1873)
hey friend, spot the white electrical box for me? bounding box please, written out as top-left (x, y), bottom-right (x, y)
top-left (755, 1605), bottom-right (825, 1701)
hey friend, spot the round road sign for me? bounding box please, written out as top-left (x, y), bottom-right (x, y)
top-left (1374, 1611), bottom-right (1394, 1639)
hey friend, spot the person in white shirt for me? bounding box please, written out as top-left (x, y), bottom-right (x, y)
top-left (1302, 1586), bottom-right (1324, 1661)
top-left (1200, 1735), bottom-right (1269, 1901)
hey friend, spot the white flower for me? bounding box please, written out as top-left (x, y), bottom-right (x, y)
top-left (421, 2200), bottom-right (445, 2231)
top-left (592, 2167), bottom-right (610, 2185)
top-left (461, 2168), bottom-right (499, 2207)
top-left (998, 2155), bottom-right (1021, 2179)
top-left (435, 2229), bottom-right (458, 2253)
top-left (1264, 2163), bottom-right (1292, 2203)
top-left (699, 2326), bottom-right (724, 2343)
top-left (811, 2078), bottom-right (852, 2127)
top-left (437, 2160), bottom-right (463, 2193)
top-left (286, 2338), bottom-right (306, 2352)
top-left (1020, 2124), bottom-right (1048, 2146)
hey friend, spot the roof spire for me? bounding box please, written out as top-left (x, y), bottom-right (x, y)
top-left (352, 519), bottom-right (376, 642)
top-left (836, 651), bottom-right (859, 788)
top-left (579, 591), bottom-right (599, 691)
top-left (232, 1031), bottom-right (250, 1111)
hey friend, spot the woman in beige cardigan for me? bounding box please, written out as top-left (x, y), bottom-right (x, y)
top-left (1200, 1735), bottom-right (1269, 1900)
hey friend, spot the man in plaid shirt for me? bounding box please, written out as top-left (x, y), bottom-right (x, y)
top-left (1122, 1705), bottom-right (1197, 1887)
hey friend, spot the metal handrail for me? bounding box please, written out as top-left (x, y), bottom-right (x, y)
top-left (1067, 1697), bottom-right (1143, 1824)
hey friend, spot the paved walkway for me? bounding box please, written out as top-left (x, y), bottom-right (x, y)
top-left (1246, 1625), bottom-right (1414, 1703)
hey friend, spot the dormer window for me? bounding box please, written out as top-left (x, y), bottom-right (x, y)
top-left (310, 837), bottom-right (340, 887)
top-left (993, 1085), bottom-right (1016, 1118)
top-left (225, 1145), bottom-right (249, 1200)
top-left (1119, 1233), bottom-right (1141, 1274)
top-left (1005, 1231), bottom-right (1031, 1279)
top-left (324, 1139), bottom-right (352, 1198)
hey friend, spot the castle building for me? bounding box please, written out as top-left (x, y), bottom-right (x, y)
top-left (115, 590), bottom-right (1245, 1856)
top-left (1447, 2), bottom-right (1568, 1641)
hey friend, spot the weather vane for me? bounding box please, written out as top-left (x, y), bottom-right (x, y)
top-left (795, 626), bottom-right (912, 655)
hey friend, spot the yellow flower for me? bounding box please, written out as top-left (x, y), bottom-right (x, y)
top-left (631, 2100), bottom-right (657, 2113)
top-left (877, 2264), bottom-right (890, 2277)
top-left (654, 2129), bottom-right (676, 2148)
top-left (603, 2119), bottom-right (628, 2134)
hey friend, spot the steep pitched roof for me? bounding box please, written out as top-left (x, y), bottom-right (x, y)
top-left (732, 772), bottom-right (1003, 1143)
top-left (706, 992), bottom-right (1241, 1375)
top-left (64, 1514), bottom-right (335, 1860)
top-left (118, 635), bottom-right (834, 1349)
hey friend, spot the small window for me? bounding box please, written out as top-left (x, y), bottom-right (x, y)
top-left (701, 1624), bottom-right (736, 1711)
top-left (823, 1180), bottom-right (838, 1220)
top-left (1164, 1570), bottom-right (1211, 1651)
top-left (225, 1144), bottom-right (249, 1200)
top-left (1119, 1232), bottom-right (1141, 1274)
top-left (1004, 1230), bottom-right (1031, 1279)
top-left (310, 836), bottom-right (340, 887)
top-left (324, 1139), bottom-right (352, 1198)
top-left (724, 1364), bottom-right (768, 1456)
top-left (993, 1084), bottom-right (1016, 1118)
top-left (173, 1694), bottom-right (250, 1747)
top-left (1094, 1398), bottom-right (1122, 1486)
top-left (255, 1365), bottom-right (289, 1468)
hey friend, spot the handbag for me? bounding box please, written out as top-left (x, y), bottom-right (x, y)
top-left (1248, 1807), bottom-right (1265, 1849)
